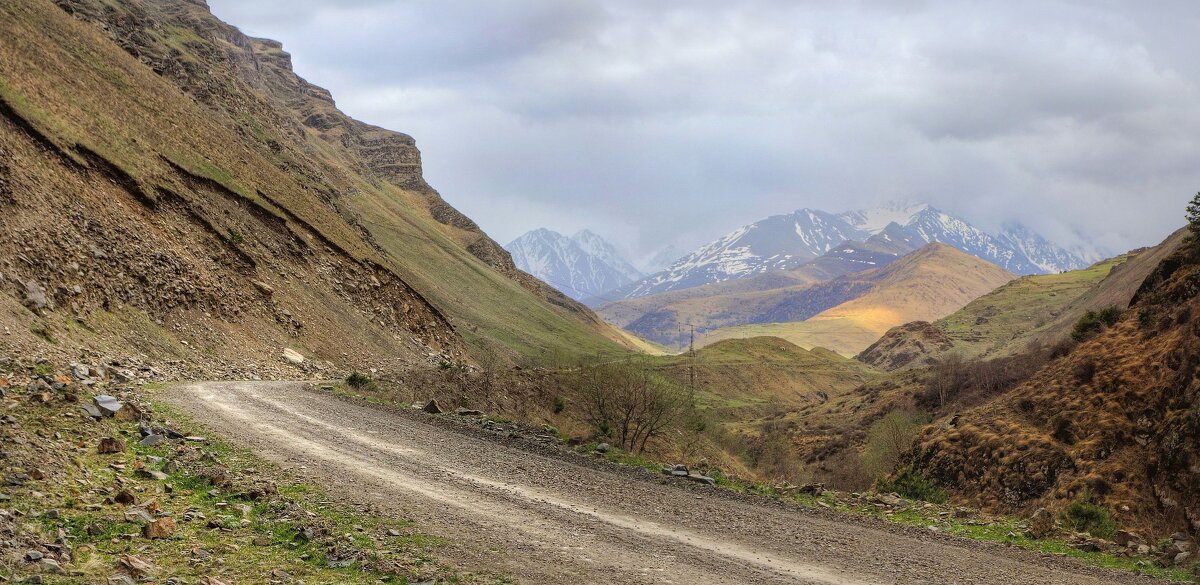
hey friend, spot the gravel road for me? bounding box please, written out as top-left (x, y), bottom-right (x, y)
top-left (165, 381), bottom-right (1168, 585)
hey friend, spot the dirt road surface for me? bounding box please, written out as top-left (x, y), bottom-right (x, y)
top-left (165, 381), bottom-right (1166, 585)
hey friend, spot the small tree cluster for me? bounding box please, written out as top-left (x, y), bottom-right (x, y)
top-left (1188, 191), bottom-right (1200, 237)
top-left (1070, 306), bottom-right (1121, 341)
top-left (860, 409), bottom-right (930, 480)
top-left (574, 362), bottom-right (685, 454)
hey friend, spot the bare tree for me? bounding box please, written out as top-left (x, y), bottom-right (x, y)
top-left (575, 362), bottom-right (685, 453)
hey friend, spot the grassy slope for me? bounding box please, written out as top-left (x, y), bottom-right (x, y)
top-left (699, 245), bottom-right (1015, 356)
top-left (597, 235), bottom-right (915, 347)
top-left (936, 255), bottom-right (1126, 357)
top-left (349, 187), bottom-right (623, 360)
top-left (646, 336), bottom-right (877, 429)
top-left (0, 0), bottom-right (624, 363)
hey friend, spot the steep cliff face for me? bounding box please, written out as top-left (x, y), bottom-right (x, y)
top-left (53, 0), bottom-right (537, 285)
top-left (908, 237), bottom-right (1200, 538)
top-left (0, 0), bottom-right (625, 372)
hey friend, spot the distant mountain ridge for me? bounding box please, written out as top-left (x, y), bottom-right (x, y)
top-left (506, 229), bottom-right (641, 301)
top-left (614, 202), bottom-right (1089, 300)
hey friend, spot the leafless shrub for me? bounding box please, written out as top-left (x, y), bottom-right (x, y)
top-left (573, 362), bottom-right (686, 453)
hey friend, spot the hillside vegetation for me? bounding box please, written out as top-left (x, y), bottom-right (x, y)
top-left (860, 228), bottom-right (1187, 370)
top-left (0, 0), bottom-right (627, 373)
top-left (906, 234), bottom-right (1200, 539)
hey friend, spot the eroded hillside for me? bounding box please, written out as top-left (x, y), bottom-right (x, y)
top-left (0, 0), bottom-right (628, 374)
top-left (908, 235), bottom-right (1200, 538)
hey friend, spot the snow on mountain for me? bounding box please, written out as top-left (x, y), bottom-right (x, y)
top-left (620, 209), bottom-right (869, 297)
top-left (571, 229), bottom-right (642, 282)
top-left (505, 229), bottom-right (642, 301)
top-left (613, 202), bottom-right (1091, 301)
top-left (640, 244), bottom-right (684, 274)
top-left (839, 201), bottom-right (931, 234)
top-left (997, 223), bottom-right (1091, 274)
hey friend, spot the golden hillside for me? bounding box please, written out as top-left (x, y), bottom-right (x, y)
top-left (699, 244), bottom-right (1015, 355)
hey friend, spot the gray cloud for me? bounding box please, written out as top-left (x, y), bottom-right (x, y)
top-left (209, 0), bottom-right (1200, 261)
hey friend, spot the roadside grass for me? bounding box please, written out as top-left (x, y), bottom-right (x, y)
top-left (2, 384), bottom-right (510, 584)
top-left (575, 445), bottom-right (1197, 583)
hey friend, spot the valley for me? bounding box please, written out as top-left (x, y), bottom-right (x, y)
top-left (2, 0), bottom-right (1198, 583)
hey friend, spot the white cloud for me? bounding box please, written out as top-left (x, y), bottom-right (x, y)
top-left (208, 0), bottom-right (1200, 258)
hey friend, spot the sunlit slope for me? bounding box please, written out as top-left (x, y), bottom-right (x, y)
top-left (700, 245), bottom-right (1014, 355)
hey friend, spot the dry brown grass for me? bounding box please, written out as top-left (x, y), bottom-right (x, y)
top-left (907, 242), bottom-right (1200, 538)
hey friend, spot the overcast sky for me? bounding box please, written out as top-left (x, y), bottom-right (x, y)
top-left (209, 0), bottom-right (1200, 266)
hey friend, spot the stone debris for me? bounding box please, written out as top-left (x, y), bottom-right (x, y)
top-left (92, 394), bottom-right (123, 417)
top-left (660, 463), bottom-right (716, 486)
top-left (97, 437), bottom-right (126, 454)
top-left (142, 517), bottom-right (177, 539)
top-left (282, 348), bottom-right (305, 365)
top-left (138, 433), bottom-right (166, 447)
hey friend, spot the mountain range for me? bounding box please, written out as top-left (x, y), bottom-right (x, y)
top-left (611, 201), bottom-right (1091, 301)
top-left (506, 229), bottom-right (641, 301)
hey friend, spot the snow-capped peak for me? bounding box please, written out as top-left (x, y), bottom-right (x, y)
top-left (839, 201), bottom-right (931, 234)
top-left (505, 229), bottom-right (642, 301)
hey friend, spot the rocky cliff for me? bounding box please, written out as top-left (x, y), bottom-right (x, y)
top-left (0, 0), bottom-right (625, 376)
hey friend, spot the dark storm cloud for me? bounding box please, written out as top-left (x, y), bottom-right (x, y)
top-left (208, 0), bottom-right (1200, 263)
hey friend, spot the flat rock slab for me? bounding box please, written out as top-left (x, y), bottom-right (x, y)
top-left (93, 395), bottom-right (122, 417)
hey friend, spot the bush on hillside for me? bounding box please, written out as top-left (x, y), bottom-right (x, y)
top-left (875, 466), bottom-right (948, 503)
top-left (345, 371), bottom-right (373, 389)
top-left (1059, 495), bottom-right (1117, 538)
top-left (1070, 307), bottom-right (1122, 341)
top-left (918, 349), bottom-right (1052, 410)
top-left (860, 410), bottom-right (930, 480)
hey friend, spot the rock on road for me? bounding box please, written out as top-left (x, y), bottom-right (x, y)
top-left (165, 381), bottom-right (1165, 585)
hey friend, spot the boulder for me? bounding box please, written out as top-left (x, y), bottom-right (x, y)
top-left (138, 434), bottom-right (166, 447)
top-left (97, 437), bottom-right (125, 454)
top-left (70, 363), bottom-right (89, 380)
top-left (422, 399), bottom-right (443, 414)
top-left (124, 508), bottom-right (154, 524)
top-left (282, 348), bottom-right (304, 365)
top-left (22, 280), bottom-right (47, 311)
top-left (38, 558), bottom-right (62, 573)
top-left (118, 554), bottom-right (157, 578)
top-left (875, 493), bottom-right (906, 507)
top-left (683, 474), bottom-right (717, 486)
top-left (595, 443), bottom-right (611, 454)
top-left (1026, 508), bottom-right (1056, 539)
top-left (142, 517), bottom-right (176, 539)
top-left (92, 395), bottom-right (122, 417)
top-left (80, 404), bottom-right (102, 420)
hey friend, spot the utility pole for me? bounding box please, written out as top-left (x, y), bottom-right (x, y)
top-left (688, 324), bottom-right (696, 402)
